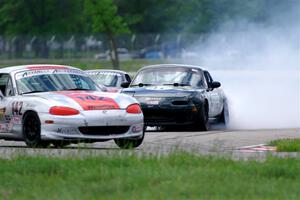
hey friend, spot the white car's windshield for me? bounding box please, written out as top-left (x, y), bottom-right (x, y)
top-left (16, 70), bottom-right (99, 95)
top-left (132, 67), bottom-right (204, 88)
top-left (87, 72), bottom-right (123, 87)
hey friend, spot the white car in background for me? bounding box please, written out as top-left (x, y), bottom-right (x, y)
top-left (86, 69), bottom-right (132, 92)
top-left (0, 65), bottom-right (144, 148)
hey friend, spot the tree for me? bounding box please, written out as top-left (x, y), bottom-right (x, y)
top-left (116, 0), bottom-right (270, 33)
top-left (85, 0), bottom-right (129, 69)
top-left (0, 0), bottom-right (84, 57)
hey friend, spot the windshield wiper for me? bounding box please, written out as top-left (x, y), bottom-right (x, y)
top-left (163, 83), bottom-right (191, 87)
top-left (131, 83), bottom-right (154, 87)
top-left (21, 90), bottom-right (44, 95)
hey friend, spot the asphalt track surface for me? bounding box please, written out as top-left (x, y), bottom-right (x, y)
top-left (0, 126), bottom-right (299, 159)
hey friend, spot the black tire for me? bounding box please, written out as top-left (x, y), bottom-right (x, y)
top-left (114, 128), bottom-right (145, 149)
top-left (219, 99), bottom-right (229, 126)
top-left (23, 111), bottom-right (49, 148)
top-left (193, 102), bottom-right (209, 131)
top-left (52, 141), bottom-right (70, 148)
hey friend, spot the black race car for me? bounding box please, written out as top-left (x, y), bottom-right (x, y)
top-left (122, 64), bottom-right (229, 131)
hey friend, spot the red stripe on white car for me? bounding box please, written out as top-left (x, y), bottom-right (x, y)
top-left (56, 91), bottom-right (120, 110)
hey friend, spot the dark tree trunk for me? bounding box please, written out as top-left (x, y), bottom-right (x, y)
top-left (107, 32), bottom-right (119, 69)
top-left (14, 36), bottom-right (24, 58)
top-left (40, 38), bottom-right (49, 58)
top-left (58, 40), bottom-right (64, 59)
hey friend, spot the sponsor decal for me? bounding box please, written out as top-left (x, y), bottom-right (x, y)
top-left (136, 97), bottom-right (161, 105)
top-left (15, 68), bottom-right (84, 80)
top-left (57, 127), bottom-right (78, 134)
top-left (56, 91), bottom-right (120, 110)
top-left (4, 115), bottom-right (12, 124)
top-left (132, 124), bottom-right (143, 133)
top-left (13, 116), bottom-right (21, 125)
top-left (89, 71), bottom-right (122, 76)
top-left (0, 124), bottom-right (6, 132)
top-left (145, 97), bottom-right (161, 105)
top-left (6, 119), bottom-right (14, 131)
top-left (0, 106), bottom-right (17, 132)
top-left (0, 107), bottom-right (6, 121)
top-left (0, 115), bottom-right (14, 132)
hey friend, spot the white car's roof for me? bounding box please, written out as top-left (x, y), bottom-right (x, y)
top-left (85, 69), bottom-right (128, 74)
top-left (0, 64), bottom-right (80, 74)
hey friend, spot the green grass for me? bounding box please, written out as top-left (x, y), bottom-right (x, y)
top-left (1, 153), bottom-right (300, 200)
top-left (270, 139), bottom-right (300, 152)
top-left (0, 59), bottom-right (169, 72)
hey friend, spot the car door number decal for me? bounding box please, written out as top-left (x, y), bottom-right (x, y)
top-left (12, 101), bottom-right (23, 116)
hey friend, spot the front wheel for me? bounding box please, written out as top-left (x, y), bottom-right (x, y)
top-left (192, 102), bottom-right (210, 131)
top-left (114, 129), bottom-right (145, 149)
top-left (23, 111), bottom-right (49, 148)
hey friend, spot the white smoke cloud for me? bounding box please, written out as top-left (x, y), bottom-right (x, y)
top-left (181, 2), bottom-right (300, 129)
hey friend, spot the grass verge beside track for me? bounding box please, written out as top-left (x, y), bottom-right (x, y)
top-left (1, 153), bottom-right (300, 200)
top-left (270, 139), bottom-right (300, 152)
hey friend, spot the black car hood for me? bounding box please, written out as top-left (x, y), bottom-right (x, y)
top-left (122, 85), bottom-right (204, 98)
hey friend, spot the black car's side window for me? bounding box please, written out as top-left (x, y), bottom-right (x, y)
top-left (203, 71), bottom-right (213, 88)
top-left (125, 74), bottom-right (131, 83)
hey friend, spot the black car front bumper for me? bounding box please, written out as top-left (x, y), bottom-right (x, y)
top-left (142, 105), bottom-right (200, 126)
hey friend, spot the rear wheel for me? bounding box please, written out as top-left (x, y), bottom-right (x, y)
top-left (23, 111), bottom-right (49, 148)
top-left (114, 128), bottom-right (145, 149)
top-left (219, 99), bottom-right (229, 126)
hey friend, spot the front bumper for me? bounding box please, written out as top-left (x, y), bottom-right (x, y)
top-left (142, 105), bottom-right (200, 126)
top-left (38, 111), bottom-right (144, 141)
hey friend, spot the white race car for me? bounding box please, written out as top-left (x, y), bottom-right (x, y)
top-left (0, 65), bottom-right (144, 148)
top-left (85, 69), bottom-right (132, 93)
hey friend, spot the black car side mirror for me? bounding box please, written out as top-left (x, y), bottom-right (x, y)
top-left (211, 81), bottom-right (221, 89)
top-left (121, 81), bottom-right (130, 88)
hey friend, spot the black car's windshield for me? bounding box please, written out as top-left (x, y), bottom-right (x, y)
top-left (87, 71), bottom-right (123, 87)
top-left (132, 67), bottom-right (204, 88)
top-left (16, 70), bottom-right (99, 95)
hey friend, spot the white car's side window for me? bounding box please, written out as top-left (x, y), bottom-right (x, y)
top-left (0, 74), bottom-right (14, 97)
top-left (5, 77), bottom-right (14, 96)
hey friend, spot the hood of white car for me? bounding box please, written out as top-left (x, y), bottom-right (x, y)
top-left (24, 90), bottom-right (136, 110)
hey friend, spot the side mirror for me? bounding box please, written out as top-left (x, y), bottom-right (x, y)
top-left (121, 81), bottom-right (130, 88)
top-left (0, 90), bottom-right (4, 100)
top-left (211, 81), bottom-right (221, 89)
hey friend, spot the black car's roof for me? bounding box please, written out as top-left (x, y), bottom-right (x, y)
top-left (138, 64), bottom-right (206, 71)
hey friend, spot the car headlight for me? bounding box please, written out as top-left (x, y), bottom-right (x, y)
top-left (49, 106), bottom-right (80, 116)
